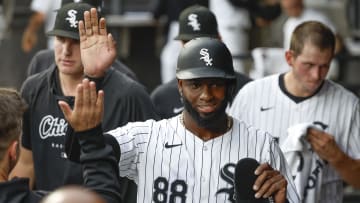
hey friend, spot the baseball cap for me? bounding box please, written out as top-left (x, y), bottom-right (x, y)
top-left (176, 37), bottom-right (235, 80)
top-left (174, 5), bottom-right (219, 41)
top-left (47, 2), bottom-right (93, 40)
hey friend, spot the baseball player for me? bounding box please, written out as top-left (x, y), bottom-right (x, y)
top-left (228, 21), bottom-right (360, 202)
top-left (0, 88), bottom-right (121, 203)
top-left (151, 5), bottom-right (252, 119)
top-left (10, 3), bottom-right (157, 202)
top-left (58, 10), bottom-right (300, 201)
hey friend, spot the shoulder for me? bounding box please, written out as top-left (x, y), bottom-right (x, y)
top-left (323, 80), bottom-right (359, 103)
top-left (232, 117), bottom-right (274, 141)
top-left (238, 74), bottom-right (278, 95)
top-left (21, 68), bottom-right (52, 96)
top-left (106, 119), bottom-right (159, 138)
top-left (104, 69), bottom-right (149, 97)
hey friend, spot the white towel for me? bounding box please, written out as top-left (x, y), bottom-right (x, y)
top-left (280, 123), bottom-right (324, 202)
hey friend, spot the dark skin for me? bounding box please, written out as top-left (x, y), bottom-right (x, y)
top-left (178, 78), bottom-right (228, 141)
top-left (178, 78), bottom-right (287, 202)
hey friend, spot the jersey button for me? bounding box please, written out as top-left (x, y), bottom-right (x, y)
top-left (203, 146), bottom-right (208, 151)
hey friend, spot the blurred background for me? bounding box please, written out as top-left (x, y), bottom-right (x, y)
top-left (1, 0), bottom-right (360, 94)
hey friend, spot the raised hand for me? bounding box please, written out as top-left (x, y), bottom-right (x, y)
top-left (79, 8), bottom-right (117, 78)
top-left (253, 163), bottom-right (287, 203)
top-left (58, 79), bottom-right (104, 132)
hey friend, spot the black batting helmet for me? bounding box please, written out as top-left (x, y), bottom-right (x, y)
top-left (176, 37), bottom-right (235, 80)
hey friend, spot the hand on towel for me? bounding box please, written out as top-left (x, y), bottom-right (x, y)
top-left (307, 128), bottom-right (343, 164)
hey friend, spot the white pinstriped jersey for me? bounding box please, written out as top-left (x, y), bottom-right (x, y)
top-left (228, 74), bottom-right (360, 203)
top-left (107, 115), bottom-right (300, 203)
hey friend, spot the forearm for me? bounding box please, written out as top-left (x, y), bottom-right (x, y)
top-left (329, 151), bottom-right (360, 189)
top-left (77, 125), bottom-right (122, 203)
top-left (25, 12), bottom-right (45, 33)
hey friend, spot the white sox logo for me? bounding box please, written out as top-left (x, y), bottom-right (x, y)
top-left (216, 163), bottom-right (236, 202)
top-left (187, 14), bottom-right (201, 31)
top-left (200, 48), bottom-right (213, 66)
top-left (39, 115), bottom-right (68, 139)
top-left (66, 9), bottom-right (78, 28)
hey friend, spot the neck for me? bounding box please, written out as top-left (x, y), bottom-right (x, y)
top-left (182, 111), bottom-right (231, 141)
top-left (284, 72), bottom-right (310, 97)
top-left (58, 72), bottom-right (83, 96)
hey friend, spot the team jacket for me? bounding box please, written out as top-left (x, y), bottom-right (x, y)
top-left (20, 64), bottom-right (158, 202)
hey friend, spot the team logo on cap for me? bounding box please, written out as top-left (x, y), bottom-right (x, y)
top-left (187, 14), bottom-right (201, 31)
top-left (200, 48), bottom-right (213, 66)
top-left (65, 9), bottom-right (79, 28)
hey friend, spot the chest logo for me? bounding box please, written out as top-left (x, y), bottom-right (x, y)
top-left (39, 115), bottom-right (68, 139)
top-left (164, 142), bottom-right (182, 149)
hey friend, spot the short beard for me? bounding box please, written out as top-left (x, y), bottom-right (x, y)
top-left (182, 96), bottom-right (228, 132)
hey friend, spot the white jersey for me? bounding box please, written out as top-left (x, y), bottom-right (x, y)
top-left (228, 74), bottom-right (360, 203)
top-left (107, 115), bottom-right (300, 203)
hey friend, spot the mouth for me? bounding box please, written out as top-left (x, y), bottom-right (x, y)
top-left (197, 104), bottom-right (217, 114)
top-left (60, 59), bottom-right (74, 66)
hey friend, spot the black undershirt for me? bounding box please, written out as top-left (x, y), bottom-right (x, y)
top-left (278, 73), bottom-right (323, 103)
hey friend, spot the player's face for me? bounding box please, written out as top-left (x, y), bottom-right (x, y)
top-left (54, 36), bottom-right (83, 77)
top-left (179, 78), bottom-right (228, 128)
top-left (286, 42), bottom-right (332, 96)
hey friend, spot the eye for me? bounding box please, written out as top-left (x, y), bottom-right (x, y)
top-left (210, 81), bottom-right (226, 88)
top-left (56, 36), bottom-right (65, 42)
top-left (190, 82), bottom-right (201, 89)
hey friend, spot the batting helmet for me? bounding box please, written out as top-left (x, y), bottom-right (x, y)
top-left (176, 37), bottom-right (235, 80)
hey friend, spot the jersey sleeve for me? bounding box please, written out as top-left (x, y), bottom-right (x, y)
top-left (347, 100), bottom-right (360, 159)
top-left (77, 125), bottom-right (122, 203)
top-left (106, 120), bottom-right (153, 183)
top-left (20, 79), bottom-right (34, 150)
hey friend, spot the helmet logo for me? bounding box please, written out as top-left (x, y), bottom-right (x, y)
top-left (66, 9), bottom-right (78, 28)
top-left (200, 48), bottom-right (213, 66)
top-left (187, 14), bottom-right (201, 31)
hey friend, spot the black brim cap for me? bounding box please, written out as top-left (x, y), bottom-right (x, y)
top-left (47, 2), bottom-right (93, 40)
top-left (174, 5), bottom-right (219, 41)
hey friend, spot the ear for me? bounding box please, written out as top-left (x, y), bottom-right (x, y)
top-left (8, 141), bottom-right (18, 162)
top-left (177, 79), bottom-right (183, 96)
top-left (285, 50), bottom-right (294, 67)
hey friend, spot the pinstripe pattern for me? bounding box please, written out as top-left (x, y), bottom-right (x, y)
top-left (107, 116), bottom-right (300, 202)
top-left (228, 74), bottom-right (360, 203)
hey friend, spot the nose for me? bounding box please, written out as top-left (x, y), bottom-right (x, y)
top-left (199, 85), bottom-right (213, 101)
top-left (62, 39), bottom-right (73, 56)
top-left (310, 66), bottom-right (322, 81)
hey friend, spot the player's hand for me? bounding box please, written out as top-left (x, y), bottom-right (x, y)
top-left (58, 79), bottom-right (104, 132)
top-left (307, 128), bottom-right (343, 164)
top-left (79, 8), bottom-right (116, 78)
top-left (253, 163), bottom-right (287, 203)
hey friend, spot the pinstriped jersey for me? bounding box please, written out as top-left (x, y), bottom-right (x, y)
top-left (107, 115), bottom-right (300, 203)
top-left (228, 74), bottom-right (360, 203)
